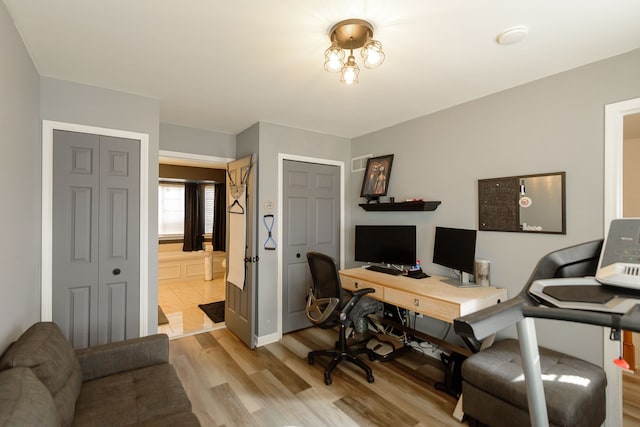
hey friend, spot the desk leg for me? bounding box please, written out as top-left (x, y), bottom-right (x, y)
top-left (479, 334), bottom-right (495, 351)
top-left (453, 395), bottom-right (464, 421)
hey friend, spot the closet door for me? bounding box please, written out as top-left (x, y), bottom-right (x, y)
top-left (282, 160), bottom-right (340, 334)
top-left (52, 130), bottom-right (140, 348)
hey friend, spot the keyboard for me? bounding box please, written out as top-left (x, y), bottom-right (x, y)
top-left (365, 265), bottom-right (404, 275)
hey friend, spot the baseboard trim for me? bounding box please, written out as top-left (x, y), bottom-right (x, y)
top-left (255, 332), bottom-right (281, 347)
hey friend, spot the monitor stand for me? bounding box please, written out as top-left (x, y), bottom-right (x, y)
top-left (442, 272), bottom-right (480, 288)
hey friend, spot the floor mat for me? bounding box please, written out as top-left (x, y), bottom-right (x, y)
top-left (198, 301), bottom-right (225, 323)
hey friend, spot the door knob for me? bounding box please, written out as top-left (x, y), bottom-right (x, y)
top-left (296, 253), bottom-right (301, 258)
top-left (113, 268), bottom-right (121, 275)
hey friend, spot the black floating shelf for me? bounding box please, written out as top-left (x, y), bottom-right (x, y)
top-left (358, 201), bottom-right (441, 212)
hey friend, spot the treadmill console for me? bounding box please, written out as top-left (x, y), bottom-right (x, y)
top-left (597, 218), bottom-right (640, 290)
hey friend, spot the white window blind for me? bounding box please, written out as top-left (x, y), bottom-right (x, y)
top-left (158, 182), bottom-right (216, 240)
top-left (158, 183), bottom-right (184, 237)
top-left (204, 184), bottom-right (215, 237)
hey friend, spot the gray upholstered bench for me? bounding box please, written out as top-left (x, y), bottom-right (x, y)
top-left (462, 339), bottom-right (606, 427)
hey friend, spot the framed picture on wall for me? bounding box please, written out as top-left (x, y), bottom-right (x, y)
top-left (360, 154), bottom-right (394, 202)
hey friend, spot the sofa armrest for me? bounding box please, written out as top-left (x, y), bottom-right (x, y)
top-left (75, 334), bottom-right (169, 381)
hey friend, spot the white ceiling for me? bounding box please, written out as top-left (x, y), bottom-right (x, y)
top-left (5, 0), bottom-right (640, 139)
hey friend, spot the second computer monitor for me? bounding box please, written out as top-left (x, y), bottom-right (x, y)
top-left (432, 226), bottom-right (477, 279)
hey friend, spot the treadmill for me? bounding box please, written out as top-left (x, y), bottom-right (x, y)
top-left (454, 219), bottom-right (640, 427)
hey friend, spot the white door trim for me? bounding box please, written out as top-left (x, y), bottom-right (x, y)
top-left (603, 97), bottom-right (640, 427)
top-left (159, 150), bottom-right (233, 167)
top-left (42, 120), bottom-right (150, 337)
top-left (276, 153), bottom-right (345, 341)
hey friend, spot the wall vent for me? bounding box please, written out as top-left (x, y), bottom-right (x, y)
top-left (351, 154), bottom-right (372, 172)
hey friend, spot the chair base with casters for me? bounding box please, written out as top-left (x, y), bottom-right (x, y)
top-left (305, 251), bottom-right (383, 385)
top-left (308, 320), bottom-right (376, 385)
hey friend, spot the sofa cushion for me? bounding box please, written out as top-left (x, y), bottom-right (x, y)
top-left (73, 363), bottom-right (194, 426)
top-left (0, 367), bottom-right (60, 427)
top-left (0, 322), bottom-right (82, 427)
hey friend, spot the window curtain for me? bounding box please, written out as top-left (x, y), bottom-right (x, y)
top-left (183, 182), bottom-right (204, 251)
top-left (212, 182), bottom-right (226, 251)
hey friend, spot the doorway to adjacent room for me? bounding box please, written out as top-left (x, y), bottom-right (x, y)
top-left (157, 150), bottom-right (232, 338)
top-left (604, 97), bottom-right (640, 426)
top-left (620, 110), bottom-right (640, 425)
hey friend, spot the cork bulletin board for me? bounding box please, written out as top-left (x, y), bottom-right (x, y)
top-left (478, 177), bottom-right (520, 232)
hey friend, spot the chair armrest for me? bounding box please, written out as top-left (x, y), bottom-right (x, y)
top-left (454, 297), bottom-right (526, 341)
top-left (306, 292), bottom-right (340, 325)
top-left (75, 334), bottom-right (169, 381)
top-left (351, 288), bottom-right (375, 297)
top-left (341, 287), bottom-right (375, 319)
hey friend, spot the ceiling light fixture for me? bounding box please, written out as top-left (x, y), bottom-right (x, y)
top-left (324, 19), bottom-right (385, 85)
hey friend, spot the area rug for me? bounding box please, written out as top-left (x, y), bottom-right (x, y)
top-left (158, 306), bottom-right (169, 325)
top-left (198, 301), bottom-right (225, 323)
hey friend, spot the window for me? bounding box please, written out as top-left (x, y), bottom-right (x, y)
top-left (158, 183), bottom-right (185, 238)
top-left (158, 182), bottom-right (216, 240)
top-left (204, 184), bottom-right (215, 238)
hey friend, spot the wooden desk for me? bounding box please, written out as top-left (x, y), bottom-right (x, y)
top-left (339, 267), bottom-right (507, 324)
top-left (340, 267), bottom-right (508, 421)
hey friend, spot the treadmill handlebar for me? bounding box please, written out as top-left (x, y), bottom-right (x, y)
top-left (621, 305), bottom-right (640, 332)
top-left (455, 293), bottom-right (640, 341)
top-left (454, 297), bottom-right (526, 341)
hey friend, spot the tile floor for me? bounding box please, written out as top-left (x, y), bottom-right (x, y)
top-left (158, 276), bottom-right (226, 338)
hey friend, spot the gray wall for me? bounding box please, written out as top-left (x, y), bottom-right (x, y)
top-left (254, 122), bottom-right (351, 337)
top-left (0, 2), bottom-right (42, 352)
top-left (351, 48), bottom-right (640, 365)
top-left (4, 0), bottom-right (639, 366)
top-left (40, 77), bottom-right (161, 334)
top-left (160, 122), bottom-right (235, 158)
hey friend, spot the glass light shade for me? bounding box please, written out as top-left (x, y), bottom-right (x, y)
top-left (361, 38), bottom-right (385, 69)
top-left (340, 55), bottom-right (360, 85)
top-left (323, 41), bottom-right (345, 73)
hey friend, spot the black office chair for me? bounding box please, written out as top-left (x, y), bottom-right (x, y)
top-left (305, 252), bottom-right (379, 385)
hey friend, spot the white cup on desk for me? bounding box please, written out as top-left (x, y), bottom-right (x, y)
top-left (474, 258), bottom-right (490, 286)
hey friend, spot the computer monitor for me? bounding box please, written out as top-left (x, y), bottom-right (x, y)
top-left (354, 225), bottom-right (417, 266)
top-left (433, 226), bottom-right (477, 285)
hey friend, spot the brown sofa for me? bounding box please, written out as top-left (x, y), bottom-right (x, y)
top-left (0, 322), bottom-right (200, 426)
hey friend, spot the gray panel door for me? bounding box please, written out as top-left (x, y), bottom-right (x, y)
top-left (53, 130), bottom-right (140, 348)
top-left (225, 155), bottom-right (256, 348)
top-left (282, 160), bottom-right (340, 334)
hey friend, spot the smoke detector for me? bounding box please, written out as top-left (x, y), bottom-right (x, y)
top-left (496, 26), bottom-right (528, 45)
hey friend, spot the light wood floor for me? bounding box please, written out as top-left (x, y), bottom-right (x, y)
top-left (170, 326), bottom-right (462, 427)
top-left (158, 276), bottom-right (226, 338)
top-left (158, 276), bottom-right (640, 425)
top-left (170, 326), bottom-right (640, 426)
